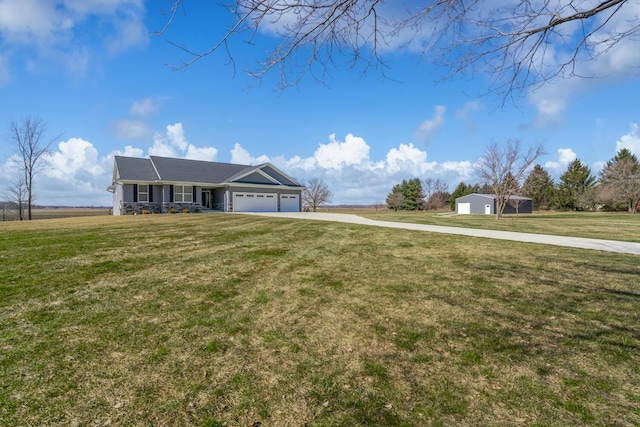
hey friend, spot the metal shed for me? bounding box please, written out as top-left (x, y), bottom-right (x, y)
top-left (455, 193), bottom-right (533, 215)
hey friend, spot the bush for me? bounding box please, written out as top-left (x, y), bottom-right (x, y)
top-left (183, 208), bottom-right (190, 214)
top-left (169, 208), bottom-right (176, 214)
top-left (141, 210), bottom-right (150, 215)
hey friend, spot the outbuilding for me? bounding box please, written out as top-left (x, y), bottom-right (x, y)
top-left (455, 193), bottom-right (533, 215)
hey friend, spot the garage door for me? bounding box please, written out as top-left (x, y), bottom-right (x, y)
top-left (280, 194), bottom-right (300, 212)
top-left (457, 202), bottom-right (471, 214)
top-left (233, 192), bottom-right (278, 212)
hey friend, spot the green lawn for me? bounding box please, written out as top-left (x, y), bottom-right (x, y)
top-left (359, 210), bottom-right (640, 242)
top-left (1, 214), bottom-right (639, 426)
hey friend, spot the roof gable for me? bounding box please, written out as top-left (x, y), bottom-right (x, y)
top-left (113, 156), bottom-right (302, 187)
top-left (114, 156), bottom-right (159, 181)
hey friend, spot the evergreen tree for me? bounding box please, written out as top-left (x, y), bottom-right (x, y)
top-left (554, 159), bottom-right (595, 211)
top-left (598, 148), bottom-right (640, 213)
top-left (449, 181), bottom-right (479, 210)
top-left (386, 178), bottom-right (425, 211)
top-left (522, 164), bottom-right (555, 210)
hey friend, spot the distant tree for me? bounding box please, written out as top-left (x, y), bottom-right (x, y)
top-left (422, 178), bottom-right (448, 207)
top-left (521, 164), bottom-right (555, 210)
top-left (425, 190), bottom-right (451, 211)
top-left (598, 149), bottom-right (640, 213)
top-left (386, 192), bottom-right (406, 212)
top-left (302, 178), bottom-right (333, 212)
top-left (5, 179), bottom-right (28, 221)
top-left (449, 181), bottom-right (479, 211)
top-left (554, 159), bottom-right (596, 211)
top-left (387, 178), bottom-right (424, 211)
top-left (403, 178), bottom-right (425, 210)
top-left (475, 140), bottom-right (545, 219)
top-left (373, 201), bottom-right (385, 212)
top-left (8, 117), bottom-right (59, 220)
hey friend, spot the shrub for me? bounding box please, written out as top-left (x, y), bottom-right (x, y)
top-left (194, 207), bottom-right (200, 213)
top-left (183, 208), bottom-right (190, 214)
top-left (169, 208), bottom-right (176, 214)
top-left (141, 210), bottom-right (150, 215)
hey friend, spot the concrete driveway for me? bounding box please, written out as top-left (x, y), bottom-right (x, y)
top-left (248, 212), bottom-right (640, 255)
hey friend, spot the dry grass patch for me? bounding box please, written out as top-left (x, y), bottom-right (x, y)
top-left (1, 214), bottom-right (639, 426)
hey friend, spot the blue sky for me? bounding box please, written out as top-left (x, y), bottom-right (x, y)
top-left (1, 1), bottom-right (639, 206)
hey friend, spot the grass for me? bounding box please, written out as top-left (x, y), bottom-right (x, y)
top-left (1, 213), bottom-right (639, 426)
top-left (358, 210), bottom-right (640, 242)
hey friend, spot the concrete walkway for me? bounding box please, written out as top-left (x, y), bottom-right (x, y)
top-left (248, 212), bottom-right (640, 255)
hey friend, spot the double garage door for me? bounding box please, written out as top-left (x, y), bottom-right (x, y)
top-left (232, 192), bottom-right (299, 212)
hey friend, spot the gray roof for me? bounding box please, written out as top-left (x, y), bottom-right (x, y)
top-left (114, 156), bottom-right (159, 181)
top-left (114, 155), bottom-right (302, 187)
top-left (457, 193), bottom-right (532, 201)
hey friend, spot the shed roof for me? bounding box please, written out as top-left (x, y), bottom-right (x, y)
top-left (456, 193), bottom-right (532, 201)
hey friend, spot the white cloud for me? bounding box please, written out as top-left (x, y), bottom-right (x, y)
top-left (230, 143), bottom-right (270, 165)
top-left (129, 98), bottom-right (159, 118)
top-left (415, 105), bottom-right (446, 144)
top-left (267, 133), bottom-right (475, 204)
top-left (385, 143), bottom-right (428, 174)
top-left (185, 145), bottom-right (218, 162)
top-left (314, 133), bottom-right (370, 170)
top-left (544, 148), bottom-right (576, 175)
top-left (112, 119), bottom-right (153, 141)
top-left (0, 0), bottom-right (148, 76)
top-left (615, 123), bottom-right (640, 156)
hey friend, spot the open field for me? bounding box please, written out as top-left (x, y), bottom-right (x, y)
top-left (1, 214), bottom-right (639, 426)
top-left (1, 208), bottom-right (111, 222)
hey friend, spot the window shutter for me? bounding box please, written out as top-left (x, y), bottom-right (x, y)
top-left (149, 185), bottom-right (153, 202)
top-left (170, 185), bottom-right (174, 203)
top-left (193, 187), bottom-right (197, 203)
top-left (133, 184), bottom-right (138, 202)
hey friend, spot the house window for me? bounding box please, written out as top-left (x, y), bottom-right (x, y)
top-left (174, 185), bottom-right (193, 203)
top-left (138, 184), bottom-right (149, 202)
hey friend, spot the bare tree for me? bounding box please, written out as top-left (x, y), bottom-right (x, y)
top-left (158, 1), bottom-right (637, 95)
top-left (5, 179), bottom-right (28, 221)
top-left (302, 178), bottom-right (333, 212)
top-left (476, 140), bottom-right (545, 220)
top-left (8, 117), bottom-right (59, 220)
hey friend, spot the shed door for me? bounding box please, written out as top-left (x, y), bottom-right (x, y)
top-left (280, 194), bottom-right (300, 212)
top-left (485, 204), bottom-right (491, 215)
top-left (233, 192), bottom-right (278, 212)
top-left (458, 202), bottom-right (471, 214)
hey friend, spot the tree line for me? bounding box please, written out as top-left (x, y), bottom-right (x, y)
top-left (386, 147), bottom-right (640, 216)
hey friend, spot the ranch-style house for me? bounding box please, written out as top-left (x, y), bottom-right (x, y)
top-left (108, 155), bottom-right (304, 215)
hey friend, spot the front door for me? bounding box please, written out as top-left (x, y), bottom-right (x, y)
top-left (202, 190), bottom-right (211, 209)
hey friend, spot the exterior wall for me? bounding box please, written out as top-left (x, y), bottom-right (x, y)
top-left (456, 195), bottom-right (495, 214)
top-left (456, 194), bottom-right (533, 215)
top-left (123, 183), bottom-right (135, 203)
top-left (114, 182), bottom-right (301, 214)
top-left (503, 199), bottom-right (533, 214)
top-left (227, 186), bottom-right (302, 212)
top-left (112, 183), bottom-right (124, 215)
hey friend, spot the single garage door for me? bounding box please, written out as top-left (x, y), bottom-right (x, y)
top-left (457, 202), bottom-right (471, 214)
top-left (233, 192), bottom-right (278, 212)
top-left (280, 194), bottom-right (300, 212)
